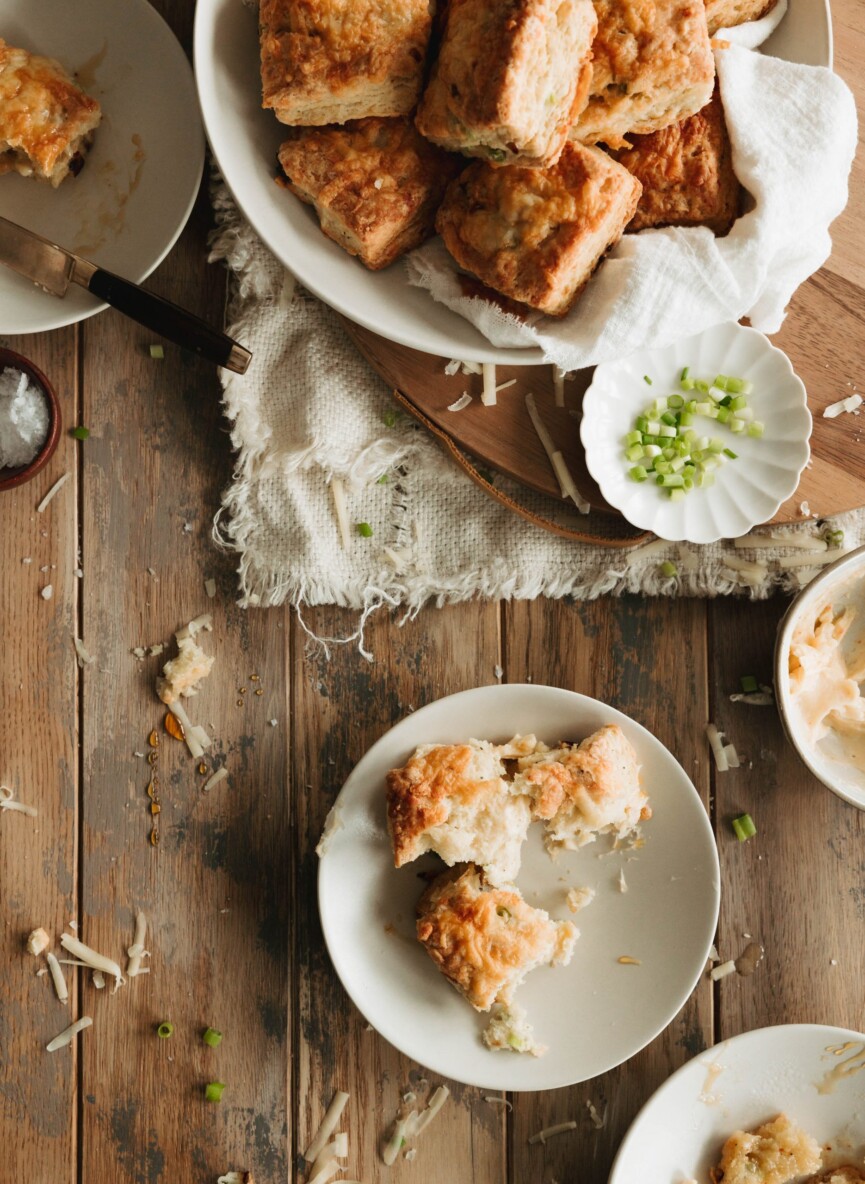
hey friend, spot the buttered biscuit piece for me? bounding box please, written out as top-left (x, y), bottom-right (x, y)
top-left (260, 0), bottom-right (433, 126)
top-left (706, 0), bottom-right (780, 35)
top-left (615, 89), bottom-right (739, 235)
top-left (416, 865), bottom-right (579, 1010)
top-left (416, 0), bottom-right (597, 168)
top-left (710, 1114), bottom-right (822, 1184)
top-left (0, 39), bottom-right (102, 187)
top-left (386, 736), bottom-right (536, 885)
top-left (278, 117), bottom-right (462, 270)
top-left (514, 723), bottom-right (650, 850)
top-left (436, 141), bottom-right (641, 317)
top-left (570, 0), bottom-right (715, 148)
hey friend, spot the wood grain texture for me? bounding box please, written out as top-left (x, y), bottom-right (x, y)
top-left (291, 602), bottom-right (507, 1184)
top-left (504, 596), bottom-right (713, 1184)
top-left (823, 0), bottom-right (865, 295)
top-left (0, 326), bottom-right (79, 1184)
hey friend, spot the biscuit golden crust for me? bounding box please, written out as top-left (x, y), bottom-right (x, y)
top-left (0, 39), bottom-right (102, 186)
top-left (435, 141), bottom-right (641, 317)
top-left (416, 0), bottom-right (598, 168)
top-left (706, 0), bottom-right (779, 35)
top-left (278, 117), bottom-right (462, 270)
top-left (570, 0), bottom-right (715, 147)
top-left (810, 1171), bottom-right (865, 1184)
top-left (385, 738), bottom-right (533, 884)
top-left (515, 724), bottom-right (650, 849)
top-left (615, 89), bottom-right (739, 234)
top-left (416, 865), bottom-right (578, 1010)
top-left (260, 0), bottom-right (432, 125)
top-left (709, 1115), bottom-right (822, 1184)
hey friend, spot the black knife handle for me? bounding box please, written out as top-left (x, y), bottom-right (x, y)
top-left (87, 268), bottom-right (252, 375)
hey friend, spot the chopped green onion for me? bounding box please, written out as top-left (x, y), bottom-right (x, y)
top-left (204, 1082), bottom-right (226, 1103)
top-left (659, 561), bottom-right (678, 578)
top-left (678, 411), bottom-right (694, 427)
top-left (725, 377), bottom-right (752, 394)
top-left (635, 416), bottom-right (649, 433)
top-left (680, 366), bottom-right (691, 382)
top-left (723, 448), bottom-right (738, 459)
top-left (382, 410), bottom-right (397, 427)
top-left (825, 528), bottom-right (845, 548)
top-left (732, 813), bottom-right (757, 842)
top-left (740, 674), bottom-right (759, 692)
top-left (713, 374), bottom-right (729, 391)
top-left (376, 473), bottom-right (389, 484)
top-left (729, 395), bottom-right (747, 411)
top-left (747, 421), bottom-right (764, 438)
top-left (624, 444), bottom-right (644, 462)
top-left (681, 377), bottom-right (695, 391)
top-left (668, 394), bottom-right (684, 409)
top-left (356, 522), bottom-right (373, 537)
top-left (695, 379), bottom-right (710, 393)
top-left (71, 426), bottom-right (90, 440)
top-left (643, 375), bottom-right (653, 385)
top-left (668, 488), bottom-right (686, 501)
top-left (149, 344), bottom-right (164, 359)
top-left (157, 1022), bottom-right (174, 1039)
top-left (628, 465), bottom-right (649, 482)
top-left (203, 1027), bottom-right (223, 1048)
top-left (625, 430), bottom-right (642, 446)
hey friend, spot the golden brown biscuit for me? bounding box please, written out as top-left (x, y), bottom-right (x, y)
top-left (416, 865), bottom-right (578, 1011)
top-left (570, 0), bottom-right (715, 148)
top-left (706, 0), bottom-right (779, 35)
top-left (0, 39), bottom-right (102, 187)
top-left (260, 0), bottom-right (433, 126)
top-left (415, 0), bottom-right (597, 168)
top-left (277, 117), bottom-right (462, 270)
top-left (436, 142), bottom-right (641, 317)
top-left (710, 1115), bottom-right (822, 1184)
top-left (810, 1171), bottom-right (865, 1184)
top-left (515, 724), bottom-right (650, 851)
top-left (386, 736), bottom-right (538, 885)
top-left (615, 89), bottom-right (739, 235)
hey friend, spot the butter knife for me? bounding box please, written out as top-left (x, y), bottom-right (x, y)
top-left (0, 215), bottom-right (251, 375)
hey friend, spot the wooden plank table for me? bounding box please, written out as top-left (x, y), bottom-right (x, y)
top-left (0, 2), bottom-right (863, 1181)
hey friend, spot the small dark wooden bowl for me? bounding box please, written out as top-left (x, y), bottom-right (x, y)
top-left (0, 347), bottom-right (61, 492)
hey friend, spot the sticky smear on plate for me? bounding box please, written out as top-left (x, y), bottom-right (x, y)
top-left (818, 1042), bottom-right (865, 1095)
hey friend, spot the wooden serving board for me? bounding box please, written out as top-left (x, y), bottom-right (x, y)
top-left (341, 270), bottom-right (865, 533)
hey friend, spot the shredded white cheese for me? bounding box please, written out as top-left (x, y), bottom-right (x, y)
top-left (729, 686), bottom-right (774, 706)
top-left (618, 868), bottom-right (628, 893)
top-left (410, 1084), bottom-right (450, 1138)
top-left (552, 365), bottom-right (567, 408)
top-left (495, 378), bottom-right (517, 394)
top-left (73, 637), bottom-right (96, 668)
top-left (382, 545), bottom-right (411, 574)
top-left (307, 1161), bottom-right (339, 1184)
top-left (723, 742), bottom-right (740, 768)
top-left (447, 393), bottom-right (472, 413)
top-left (733, 534), bottom-right (827, 552)
top-left (481, 363), bottom-right (497, 406)
top-left (46, 1015), bottom-right (92, 1052)
top-left (315, 805), bottom-right (343, 857)
top-left (625, 538), bottom-right (672, 566)
top-left (204, 578), bottom-right (217, 599)
top-left (127, 911), bottom-right (149, 978)
top-left (710, 959), bottom-right (736, 981)
top-left (0, 784), bottom-right (37, 817)
top-left (721, 555), bottom-right (769, 580)
top-left (443, 359), bottom-right (462, 376)
top-left (382, 1114), bottom-right (413, 1167)
top-left (823, 394), bottom-right (863, 418)
top-left (706, 724), bottom-right (729, 772)
top-left (586, 1099), bottom-right (605, 1130)
top-left (461, 361), bottom-right (482, 375)
top-left (777, 548), bottom-right (852, 570)
top-left (46, 952), bottom-right (68, 1003)
top-left (566, 886), bottom-right (595, 913)
top-left (203, 767), bottom-right (228, 793)
top-left (169, 698), bottom-right (212, 761)
top-left (525, 392), bottom-right (589, 512)
top-left (304, 1090), bottom-right (350, 1163)
top-left (92, 970), bottom-right (105, 989)
top-left (484, 1096), bottom-right (513, 1110)
top-left (528, 1120), bottom-right (577, 1146)
top-left (40, 584), bottom-right (53, 600)
top-left (36, 472), bottom-right (70, 513)
top-left (330, 478), bottom-right (352, 551)
top-left (60, 933), bottom-right (124, 992)
top-left (26, 927), bottom-right (50, 956)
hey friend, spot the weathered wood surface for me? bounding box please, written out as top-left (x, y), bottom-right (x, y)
top-left (0, 2), bottom-right (863, 1182)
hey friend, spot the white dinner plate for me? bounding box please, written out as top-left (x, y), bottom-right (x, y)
top-left (317, 684), bottom-right (720, 1091)
top-left (0, 0), bottom-right (205, 335)
top-left (610, 1024), bottom-right (865, 1182)
top-left (193, 0), bottom-right (830, 365)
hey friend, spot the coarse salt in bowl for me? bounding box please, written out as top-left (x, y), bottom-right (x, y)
top-left (0, 348), bottom-right (61, 492)
top-left (580, 324), bottom-right (812, 544)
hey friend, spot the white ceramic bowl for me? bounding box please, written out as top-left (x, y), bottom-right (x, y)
top-left (580, 323), bottom-right (812, 543)
top-left (775, 543), bottom-right (865, 810)
top-left (609, 1023), bottom-right (865, 1183)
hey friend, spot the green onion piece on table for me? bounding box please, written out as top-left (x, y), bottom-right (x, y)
top-left (732, 813), bottom-right (757, 842)
top-left (643, 375), bottom-right (653, 385)
top-left (149, 344), bottom-right (164, 359)
top-left (356, 522), bottom-right (373, 538)
top-left (203, 1027), bottom-right (223, 1048)
top-left (72, 426), bottom-right (90, 440)
top-left (740, 674), bottom-right (759, 693)
top-left (157, 1022), bottom-right (174, 1039)
top-left (205, 1082), bottom-right (226, 1103)
top-left (659, 561), bottom-right (678, 578)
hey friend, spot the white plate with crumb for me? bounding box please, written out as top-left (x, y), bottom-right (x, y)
top-left (317, 684), bottom-right (720, 1091)
top-left (0, 0), bottom-right (204, 335)
top-left (610, 1024), bottom-right (865, 1183)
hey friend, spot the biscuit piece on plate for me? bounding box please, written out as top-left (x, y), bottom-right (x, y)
top-left (514, 723), bottom-right (650, 851)
top-left (615, 89), bottom-right (739, 235)
top-left (416, 865), bottom-right (579, 1011)
top-left (277, 117), bottom-right (463, 270)
top-left (435, 141), bottom-right (641, 317)
top-left (415, 0), bottom-right (597, 168)
top-left (260, 0), bottom-right (433, 126)
top-left (386, 736), bottom-right (538, 885)
top-left (0, 39), bottom-right (102, 187)
top-left (705, 0), bottom-right (779, 35)
top-left (570, 0), bottom-right (715, 148)
top-left (810, 1171), bottom-right (865, 1184)
top-left (709, 1114), bottom-right (821, 1184)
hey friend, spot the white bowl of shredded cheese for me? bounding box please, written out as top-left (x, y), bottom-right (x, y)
top-left (0, 348), bottom-right (60, 492)
top-left (776, 544), bottom-right (865, 810)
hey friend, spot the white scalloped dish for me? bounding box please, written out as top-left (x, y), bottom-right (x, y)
top-left (580, 324), bottom-right (812, 544)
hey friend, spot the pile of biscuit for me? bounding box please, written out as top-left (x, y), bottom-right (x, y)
top-left (259, 0), bottom-right (774, 318)
top-left (384, 723), bottom-right (651, 1055)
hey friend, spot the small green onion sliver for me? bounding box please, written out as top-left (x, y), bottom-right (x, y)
top-left (157, 1022), bottom-right (174, 1039)
top-left (740, 674), bottom-right (759, 693)
top-left (732, 813), bottom-right (757, 842)
top-left (205, 1082), bottom-right (226, 1103)
top-left (203, 1027), bottom-right (223, 1048)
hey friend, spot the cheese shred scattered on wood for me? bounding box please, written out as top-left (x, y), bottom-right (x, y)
top-left (330, 478), bottom-right (352, 551)
top-left (36, 472), bottom-right (70, 513)
top-left (60, 933), bottom-right (124, 992)
top-left (0, 785), bottom-right (37, 817)
top-left (73, 637), bottom-right (96, 667)
top-left (127, 911), bottom-right (149, 977)
top-left (710, 959), bottom-right (736, 981)
top-left (46, 1016), bottom-right (92, 1052)
top-left (26, 927), bottom-right (50, 956)
top-left (528, 1120), bottom-right (577, 1145)
top-left (304, 1090), bottom-right (350, 1164)
top-left (823, 394), bottom-right (862, 418)
top-left (46, 952), bottom-right (68, 1003)
top-left (552, 365), bottom-right (567, 407)
top-left (203, 767), bottom-right (228, 793)
top-left (525, 392), bottom-right (589, 512)
top-left (481, 363), bottom-right (497, 406)
top-left (447, 393), bottom-right (472, 412)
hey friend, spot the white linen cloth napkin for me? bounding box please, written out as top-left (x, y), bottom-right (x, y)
top-left (405, 45), bottom-right (857, 370)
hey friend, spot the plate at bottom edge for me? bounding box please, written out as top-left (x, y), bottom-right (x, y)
top-left (580, 324), bottom-right (812, 544)
top-left (317, 684), bottom-right (720, 1092)
top-left (609, 1024), bottom-right (865, 1183)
